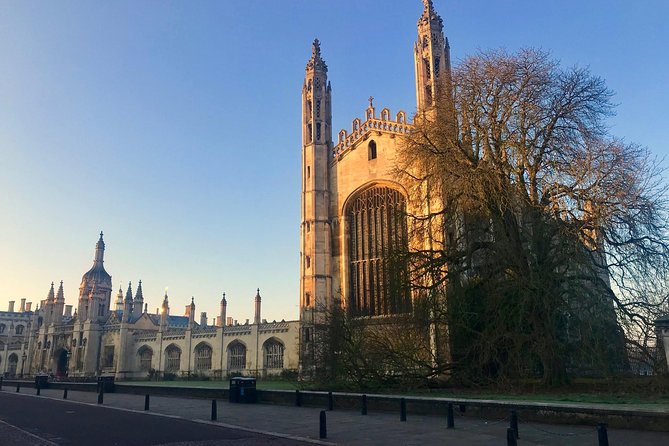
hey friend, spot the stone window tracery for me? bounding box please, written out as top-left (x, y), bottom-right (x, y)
top-left (227, 341), bottom-right (246, 370)
top-left (263, 339), bottom-right (284, 369)
top-left (165, 345), bottom-right (181, 372)
top-left (346, 186), bottom-right (410, 316)
top-left (194, 343), bottom-right (212, 371)
top-left (138, 346), bottom-right (153, 371)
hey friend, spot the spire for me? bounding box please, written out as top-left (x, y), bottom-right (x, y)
top-left (162, 290), bottom-right (169, 312)
top-left (124, 281), bottom-right (133, 302)
top-left (135, 280), bottom-right (144, 302)
top-left (221, 292), bottom-right (227, 306)
top-left (115, 285), bottom-right (124, 311)
top-left (306, 39), bottom-right (328, 73)
top-left (414, 0), bottom-right (450, 111)
top-left (94, 231), bottom-right (105, 265)
top-left (254, 288), bottom-right (262, 325)
top-left (56, 281), bottom-right (65, 303)
top-left (46, 282), bottom-right (55, 303)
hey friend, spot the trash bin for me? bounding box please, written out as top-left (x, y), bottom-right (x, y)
top-left (35, 374), bottom-right (49, 389)
top-left (229, 377), bottom-right (257, 403)
top-left (97, 375), bottom-right (115, 393)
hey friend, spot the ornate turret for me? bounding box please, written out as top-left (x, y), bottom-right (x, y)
top-left (115, 285), bottom-right (124, 312)
top-left (123, 282), bottom-right (133, 322)
top-left (414, 0), bottom-right (451, 112)
top-left (54, 280), bottom-right (65, 323)
top-left (254, 288), bottom-right (262, 325)
top-left (44, 282), bottom-right (55, 325)
top-left (219, 292), bottom-right (227, 327)
top-left (133, 280), bottom-right (144, 317)
top-left (187, 297), bottom-right (195, 327)
top-left (160, 291), bottom-right (169, 331)
top-left (77, 232), bottom-right (113, 322)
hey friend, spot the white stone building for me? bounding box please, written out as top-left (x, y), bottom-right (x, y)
top-left (7, 233), bottom-right (299, 380)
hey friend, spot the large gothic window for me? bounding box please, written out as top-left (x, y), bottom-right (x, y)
top-left (194, 343), bottom-right (213, 371)
top-left (263, 339), bottom-right (284, 369)
top-left (7, 353), bottom-right (18, 377)
top-left (347, 185), bottom-right (410, 316)
top-left (165, 345), bottom-right (181, 372)
top-left (227, 341), bottom-right (246, 370)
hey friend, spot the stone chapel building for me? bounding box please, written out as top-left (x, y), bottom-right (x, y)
top-left (2, 1), bottom-right (449, 380)
top-left (298, 0), bottom-right (449, 370)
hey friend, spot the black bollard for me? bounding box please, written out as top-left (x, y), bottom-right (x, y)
top-left (144, 394), bottom-right (150, 411)
top-left (361, 394), bottom-right (368, 415)
top-left (447, 403), bottom-right (454, 429)
top-left (597, 423), bottom-right (609, 446)
top-left (0, 376), bottom-right (3, 390)
top-left (328, 391), bottom-right (333, 411)
top-left (295, 389), bottom-right (302, 407)
top-left (400, 398), bottom-right (407, 422)
top-left (459, 404), bottom-right (466, 413)
top-left (63, 388), bottom-right (68, 399)
top-left (510, 410), bottom-right (519, 439)
top-left (319, 410), bottom-right (327, 439)
top-left (36, 384), bottom-right (41, 396)
top-left (16, 382), bottom-right (20, 393)
top-left (211, 399), bottom-right (217, 421)
top-left (97, 388), bottom-right (104, 405)
top-left (506, 427), bottom-right (518, 446)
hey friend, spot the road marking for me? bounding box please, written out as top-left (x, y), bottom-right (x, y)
top-left (0, 418), bottom-right (59, 446)
top-left (7, 391), bottom-right (333, 445)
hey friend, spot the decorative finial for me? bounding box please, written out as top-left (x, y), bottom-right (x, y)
top-left (368, 96), bottom-right (374, 108)
top-left (191, 296), bottom-right (195, 305)
top-left (99, 231), bottom-right (104, 240)
top-left (312, 38), bottom-right (321, 57)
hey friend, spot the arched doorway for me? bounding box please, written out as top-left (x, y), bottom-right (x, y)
top-left (55, 349), bottom-right (69, 377)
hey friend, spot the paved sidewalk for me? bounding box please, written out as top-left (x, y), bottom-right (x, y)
top-left (25, 388), bottom-right (669, 445)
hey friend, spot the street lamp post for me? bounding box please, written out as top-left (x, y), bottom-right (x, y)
top-left (66, 350), bottom-right (71, 378)
top-left (20, 352), bottom-right (27, 378)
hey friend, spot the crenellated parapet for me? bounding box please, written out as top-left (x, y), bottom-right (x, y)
top-left (333, 105), bottom-right (412, 160)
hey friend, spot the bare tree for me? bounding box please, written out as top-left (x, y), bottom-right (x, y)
top-left (398, 49), bottom-right (669, 386)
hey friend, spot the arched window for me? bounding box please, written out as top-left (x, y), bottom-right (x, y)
top-left (7, 353), bottom-right (18, 377)
top-left (15, 325), bottom-right (24, 335)
top-left (346, 185), bottom-right (410, 316)
top-left (263, 339), bottom-right (284, 369)
top-left (138, 346), bottom-right (153, 371)
top-left (165, 345), bottom-right (181, 372)
top-left (227, 341), bottom-right (246, 370)
top-left (368, 140), bottom-right (377, 160)
top-left (194, 343), bottom-right (212, 371)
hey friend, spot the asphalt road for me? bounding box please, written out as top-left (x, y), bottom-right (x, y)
top-left (0, 391), bottom-right (314, 446)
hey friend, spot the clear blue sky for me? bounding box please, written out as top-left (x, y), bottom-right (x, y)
top-left (1, 0), bottom-right (667, 323)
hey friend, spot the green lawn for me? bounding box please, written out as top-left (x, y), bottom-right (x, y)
top-left (117, 379), bottom-right (669, 409)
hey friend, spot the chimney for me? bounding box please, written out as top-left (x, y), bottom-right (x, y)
top-left (200, 311), bottom-right (207, 326)
top-left (185, 305), bottom-right (191, 317)
top-left (25, 302), bottom-right (32, 312)
top-left (8, 301), bottom-right (15, 312)
top-left (227, 316), bottom-right (233, 326)
top-left (64, 305), bottom-right (73, 317)
top-left (20, 298), bottom-right (26, 312)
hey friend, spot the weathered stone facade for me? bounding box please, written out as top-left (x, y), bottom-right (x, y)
top-left (1, 234), bottom-right (299, 380)
top-left (299, 0), bottom-right (449, 371)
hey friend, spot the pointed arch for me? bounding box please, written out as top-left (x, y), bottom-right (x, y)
top-left (227, 340), bottom-right (246, 370)
top-left (344, 182), bottom-right (410, 316)
top-left (262, 337), bottom-right (285, 369)
top-left (194, 341), bottom-right (213, 371)
top-left (137, 345), bottom-right (153, 371)
top-left (164, 344), bottom-right (181, 372)
top-left (7, 353), bottom-right (18, 376)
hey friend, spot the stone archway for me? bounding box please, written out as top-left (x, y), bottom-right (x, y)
top-left (55, 349), bottom-right (69, 377)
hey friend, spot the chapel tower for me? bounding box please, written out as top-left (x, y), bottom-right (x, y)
top-left (300, 39), bottom-right (333, 319)
top-left (77, 232), bottom-right (113, 322)
top-left (414, 0), bottom-right (451, 112)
